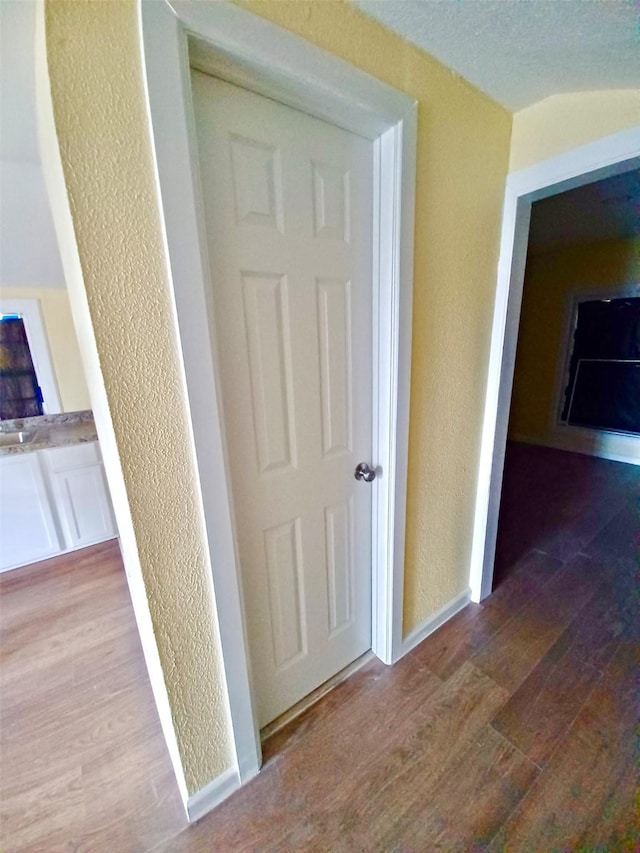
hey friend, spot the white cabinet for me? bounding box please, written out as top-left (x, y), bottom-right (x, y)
top-left (42, 443), bottom-right (117, 551)
top-left (0, 442), bottom-right (116, 572)
top-left (0, 453), bottom-right (61, 570)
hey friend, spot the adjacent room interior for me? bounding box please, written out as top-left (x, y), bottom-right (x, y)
top-left (1, 0), bottom-right (638, 850)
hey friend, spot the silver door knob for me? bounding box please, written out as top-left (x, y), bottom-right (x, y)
top-left (354, 462), bottom-right (376, 482)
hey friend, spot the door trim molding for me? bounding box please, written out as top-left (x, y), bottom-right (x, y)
top-left (139, 0), bottom-right (416, 789)
top-left (469, 127), bottom-right (640, 603)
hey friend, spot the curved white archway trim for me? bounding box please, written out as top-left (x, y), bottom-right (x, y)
top-left (470, 127), bottom-right (640, 603)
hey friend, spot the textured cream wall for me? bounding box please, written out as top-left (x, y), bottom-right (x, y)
top-left (238, 0), bottom-right (513, 632)
top-left (43, 0), bottom-right (512, 796)
top-left (510, 90), bottom-right (640, 172)
top-left (0, 285), bottom-right (90, 412)
top-left (509, 237), bottom-right (640, 438)
top-left (44, 0), bottom-right (233, 793)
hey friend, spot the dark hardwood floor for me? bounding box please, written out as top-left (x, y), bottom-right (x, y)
top-left (1, 442), bottom-right (638, 851)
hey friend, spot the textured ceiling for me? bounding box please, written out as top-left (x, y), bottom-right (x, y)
top-left (529, 169), bottom-right (640, 251)
top-left (352, 0), bottom-right (640, 110)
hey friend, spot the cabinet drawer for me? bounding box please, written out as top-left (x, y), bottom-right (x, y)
top-left (43, 441), bottom-right (101, 472)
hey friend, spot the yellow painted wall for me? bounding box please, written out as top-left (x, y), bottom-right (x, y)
top-left (44, 0), bottom-right (234, 793)
top-left (0, 286), bottom-right (90, 412)
top-left (43, 0), bottom-right (512, 792)
top-left (239, 0), bottom-right (513, 631)
top-left (509, 238), bottom-right (640, 439)
top-left (510, 90), bottom-right (640, 172)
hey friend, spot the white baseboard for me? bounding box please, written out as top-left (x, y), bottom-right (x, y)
top-left (510, 428), bottom-right (640, 466)
top-left (186, 766), bottom-right (241, 823)
top-left (400, 588), bottom-right (471, 657)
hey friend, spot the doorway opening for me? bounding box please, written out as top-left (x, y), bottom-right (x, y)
top-left (495, 169), bottom-right (639, 590)
top-left (470, 128), bottom-right (640, 604)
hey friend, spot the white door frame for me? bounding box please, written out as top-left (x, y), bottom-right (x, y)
top-left (139, 0), bottom-right (416, 783)
top-left (470, 127), bottom-right (640, 603)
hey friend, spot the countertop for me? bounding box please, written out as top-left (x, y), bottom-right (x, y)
top-left (0, 411), bottom-right (97, 457)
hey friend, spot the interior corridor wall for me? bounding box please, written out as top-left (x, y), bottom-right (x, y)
top-left (239, 0), bottom-right (513, 632)
top-left (510, 90), bottom-right (640, 172)
top-left (43, 0), bottom-right (234, 795)
top-left (43, 0), bottom-right (513, 794)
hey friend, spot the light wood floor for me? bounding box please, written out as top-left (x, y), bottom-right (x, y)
top-left (1, 443), bottom-right (638, 851)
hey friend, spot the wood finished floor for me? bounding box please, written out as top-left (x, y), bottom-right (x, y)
top-left (1, 442), bottom-right (638, 851)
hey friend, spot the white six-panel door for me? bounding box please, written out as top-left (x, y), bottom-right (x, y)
top-left (191, 72), bottom-right (374, 727)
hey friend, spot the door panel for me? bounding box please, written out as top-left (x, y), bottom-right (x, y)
top-left (242, 272), bottom-right (296, 474)
top-left (192, 71), bottom-right (373, 727)
top-left (312, 160), bottom-right (350, 242)
top-left (317, 277), bottom-right (352, 457)
top-left (264, 517), bottom-right (306, 669)
top-left (324, 498), bottom-right (354, 635)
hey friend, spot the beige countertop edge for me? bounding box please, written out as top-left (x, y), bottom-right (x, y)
top-left (0, 424), bottom-right (98, 457)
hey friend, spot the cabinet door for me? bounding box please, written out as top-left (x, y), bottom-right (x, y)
top-left (52, 463), bottom-right (116, 550)
top-left (0, 454), bottom-right (61, 571)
